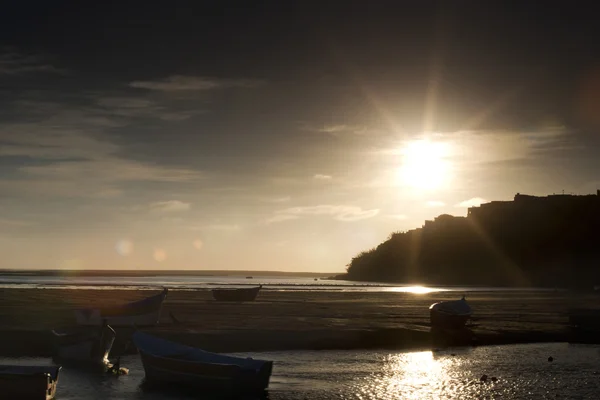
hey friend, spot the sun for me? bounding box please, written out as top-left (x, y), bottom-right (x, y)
top-left (398, 139), bottom-right (452, 191)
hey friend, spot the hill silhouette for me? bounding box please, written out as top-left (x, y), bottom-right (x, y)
top-left (344, 192), bottom-right (600, 288)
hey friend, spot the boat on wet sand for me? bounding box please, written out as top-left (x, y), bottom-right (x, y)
top-left (429, 296), bottom-right (472, 328)
top-left (52, 322), bottom-right (116, 368)
top-left (212, 285), bottom-right (261, 302)
top-left (74, 288), bottom-right (168, 327)
top-left (0, 365), bottom-right (61, 400)
top-left (133, 331), bottom-right (273, 394)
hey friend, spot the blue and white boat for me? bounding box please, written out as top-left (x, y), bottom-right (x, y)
top-left (133, 331), bottom-right (273, 393)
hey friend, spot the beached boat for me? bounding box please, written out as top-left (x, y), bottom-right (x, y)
top-left (52, 322), bottom-right (116, 367)
top-left (133, 331), bottom-right (273, 393)
top-left (0, 365), bottom-right (61, 400)
top-left (74, 288), bottom-right (168, 327)
top-left (429, 296), bottom-right (472, 328)
top-left (212, 285), bottom-right (261, 302)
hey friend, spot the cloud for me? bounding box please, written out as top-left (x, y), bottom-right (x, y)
top-left (386, 214), bottom-right (408, 220)
top-left (0, 106), bottom-right (202, 198)
top-left (264, 214), bottom-right (300, 224)
top-left (261, 196), bottom-right (291, 203)
top-left (95, 96), bottom-right (203, 121)
top-left (425, 200), bottom-right (446, 207)
top-left (313, 174), bottom-right (332, 180)
top-left (0, 218), bottom-right (35, 227)
top-left (308, 124), bottom-right (374, 136)
top-left (274, 205), bottom-right (380, 222)
top-left (0, 51), bottom-right (64, 75)
top-left (455, 197), bottom-right (488, 208)
top-left (317, 125), bottom-right (350, 134)
top-left (149, 200), bottom-right (191, 213)
top-left (129, 75), bottom-right (263, 91)
top-left (190, 224), bottom-right (242, 231)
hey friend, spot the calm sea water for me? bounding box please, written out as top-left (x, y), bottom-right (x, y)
top-left (0, 273), bottom-right (557, 293)
top-left (2, 343), bottom-right (599, 399)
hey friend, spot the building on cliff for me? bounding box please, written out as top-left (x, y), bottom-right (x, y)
top-left (467, 190), bottom-right (600, 221)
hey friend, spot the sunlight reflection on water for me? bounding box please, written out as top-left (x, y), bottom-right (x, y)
top-left (3, 343), bottom-right (600, 399)
top-left (385, 285), bottom-right (448, 294)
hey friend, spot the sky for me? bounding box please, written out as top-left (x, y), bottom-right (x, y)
top-left (1, 1), bottom-right (600, 272)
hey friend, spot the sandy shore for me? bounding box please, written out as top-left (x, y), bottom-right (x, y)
top-left (0, 288), bottom-right (596, 356)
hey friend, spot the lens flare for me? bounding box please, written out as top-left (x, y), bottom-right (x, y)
top-left (115, 240), bottom-right (133, 256)
top-left (153, 248), bottom-right (167, 262)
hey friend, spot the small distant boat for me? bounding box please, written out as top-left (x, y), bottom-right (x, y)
top-left (0, 365), bottom-right (61, 400)
top-left (75, 288), bottom-right (168, 327)
top-left (429, 296), bottom-right (472, 328)
top-left (133, 331), bottom-right (272, 393)
top-left (569, 308), bottom-right (600, 330)
top-left (212, 285), bottom-right (261, 302)
top-left (52, 322), bottom-right (116, 368)
top-left (246, 276), bottom-right (253, 279)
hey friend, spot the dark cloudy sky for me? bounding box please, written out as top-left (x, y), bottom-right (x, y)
top-left (1, 1), bottom-right (599, 271)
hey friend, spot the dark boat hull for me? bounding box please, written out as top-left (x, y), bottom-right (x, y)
top-left (75, 288), bottom-right (168, 326)
top-left (140, 351), bottom-right (272, 393)
top-left (212, 286), bottom-right (261, 302)
top-left (430, 309), bottom-right (470, 329)
top-left (133, 331), bottom-right (273, 394)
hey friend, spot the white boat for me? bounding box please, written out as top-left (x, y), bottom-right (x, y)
top-left (0, 365), bottom-right (61, 400)
top-left (429, 296), bottom-right (472, 328)
top-left (74, 288), bottom-right (167, 327)
top-left (133, 331), bottom-right (273, 394)
top-left (52, 323), bottom-right (116, 368)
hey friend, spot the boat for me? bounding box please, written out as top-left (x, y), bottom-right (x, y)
top-left (568, 308), bottom-right (600, 343)
top-left (0, 365), bottom-right (61, 400)
top-left (74, 288), bottom-right (168, 327)
top-left (569, 308), bottom-right (600, 330)
top-left (133, 331), bottom-right (273, 394)
top-left (429, 296), bottom-right (472, 328)
top-left (51, 321), bottom-right (116, 368)
top-left (212, 285), bottom-right (261, 302)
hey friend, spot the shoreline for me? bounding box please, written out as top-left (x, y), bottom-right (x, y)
top-left (0, 288), bottom-right (595, 357)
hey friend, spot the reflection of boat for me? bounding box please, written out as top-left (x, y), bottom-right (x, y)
top-left (429, 296), bottom-right (472, 328)
top-left (75, 288), bottom-right (168, 327)
top-left (133, 332), bottom-right (273, 393)
top-left (52, 322), bottom-right (116, 368)
top-left (212, 285), bottom-right (261, 302)
top-left (0, 365), bottom-right (61, 400)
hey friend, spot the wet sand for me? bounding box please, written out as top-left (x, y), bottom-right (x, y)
top-left (0, 288), bottom-right (596, 356)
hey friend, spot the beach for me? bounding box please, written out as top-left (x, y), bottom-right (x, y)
top-left (0, 287), bottom-right (594, 356)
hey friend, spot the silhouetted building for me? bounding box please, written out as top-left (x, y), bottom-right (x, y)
top-left (346, 191), bottom-right (600, 287)
top-left (468, 191), bottom-right (600, 221)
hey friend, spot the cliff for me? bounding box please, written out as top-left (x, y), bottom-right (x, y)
top-left (345, 191), bottom-right (600, 287)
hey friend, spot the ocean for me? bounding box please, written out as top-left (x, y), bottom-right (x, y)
top-left (0, 272), bottom-right (557, 293)
top-left (2, 343), bottom-right (599, 399)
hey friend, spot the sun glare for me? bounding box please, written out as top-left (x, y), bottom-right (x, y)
top-left (398, 139), bottom-right (452, 191)
top-left (387, 285), bottom-right (447, 294)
